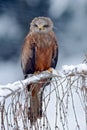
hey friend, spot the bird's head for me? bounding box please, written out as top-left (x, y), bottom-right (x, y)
top-left (30, 17), bottom-right (53, 33)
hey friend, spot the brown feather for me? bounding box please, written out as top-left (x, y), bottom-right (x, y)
top-left (21, 32), bottom-right (58, 72)
top-left (21, 17), bottom-right (58, 124)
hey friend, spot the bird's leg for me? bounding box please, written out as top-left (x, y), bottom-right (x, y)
top-left (34, 71), bottom-right (40, 74)
top-left (47, 67), bottom-right (53, 73)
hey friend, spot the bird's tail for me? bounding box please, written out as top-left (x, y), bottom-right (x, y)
top-left (28, 83), bottom-right (43, 124)
top-left (28, 78), bottom-right (51, 124)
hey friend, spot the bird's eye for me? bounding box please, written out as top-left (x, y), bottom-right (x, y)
top-left (43, 25), bottom-right (49, 27)
top-left (34, 24), bottom-right (38, 27)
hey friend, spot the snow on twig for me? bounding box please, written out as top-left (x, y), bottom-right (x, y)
top-left (62, 63), bottom-right (87, 76)
top-left (0, 63), bottom-right (87, 101)
top-left (0, 62), bottom-right (87, 130)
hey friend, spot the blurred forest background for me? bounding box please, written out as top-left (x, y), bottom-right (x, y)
top-left (0, 0), bottom-right (87, 84)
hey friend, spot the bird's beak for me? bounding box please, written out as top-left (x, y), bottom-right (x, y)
top-left (38, 25), bottom-right (44, 30)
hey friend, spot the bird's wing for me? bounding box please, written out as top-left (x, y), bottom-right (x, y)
top-left (51, 37), bottom-right (58, 68)
top-left (21, 34), bottom-right (36, 78)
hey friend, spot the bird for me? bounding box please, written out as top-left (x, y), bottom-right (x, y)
top-left (21, 16), bottom-right (58, 124)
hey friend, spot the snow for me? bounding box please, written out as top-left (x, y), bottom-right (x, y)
top-left (0, 64), bottom-right (86, 130)
top-left (0, 63), bottom-right (87, 99)
top-left (62, 63), bottom-right (87, 75)
top-left (0, 70), bottom-right (51, 101)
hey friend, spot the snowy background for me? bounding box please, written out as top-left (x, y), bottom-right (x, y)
top-left (0, 1), bottom-right (86, 130)
top-left (0, 0), bottom-right (87, 83)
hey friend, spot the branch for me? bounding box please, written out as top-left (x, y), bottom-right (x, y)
top-left (0, 71), bottom-right (53, 101)
top-left (0, 63), bottom-right (87, 102)
top-left (0, 63), bottom-right (87, 130)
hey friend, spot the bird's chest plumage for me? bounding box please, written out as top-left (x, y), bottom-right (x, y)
top-left (35, 35), bottom-right (53, 71)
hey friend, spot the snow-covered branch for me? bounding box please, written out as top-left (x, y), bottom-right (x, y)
top-left (0, 63), bottom-right (87, 101)
top-left (0, 63), bottom-right (87, 130)
top-left (0, 71), bottom-right (52, 101)
top-left (62, 63), bottom-right (87, 76)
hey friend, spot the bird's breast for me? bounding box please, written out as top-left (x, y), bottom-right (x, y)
top-left (35, 46), bottom-right (52, 71)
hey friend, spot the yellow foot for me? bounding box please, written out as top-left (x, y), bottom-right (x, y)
top-left (34, 71), bottom-right (40, 74)
top-left (47, 67), bottom-right (53, 73)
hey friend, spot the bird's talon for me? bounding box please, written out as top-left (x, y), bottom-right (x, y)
top-left (47, 67), bottom-right (53, 73)
top-left (34, 71), bottom-right (40, 74)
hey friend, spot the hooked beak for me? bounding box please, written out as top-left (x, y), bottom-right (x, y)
top-left (38, 25), bottom-right (44, 30)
